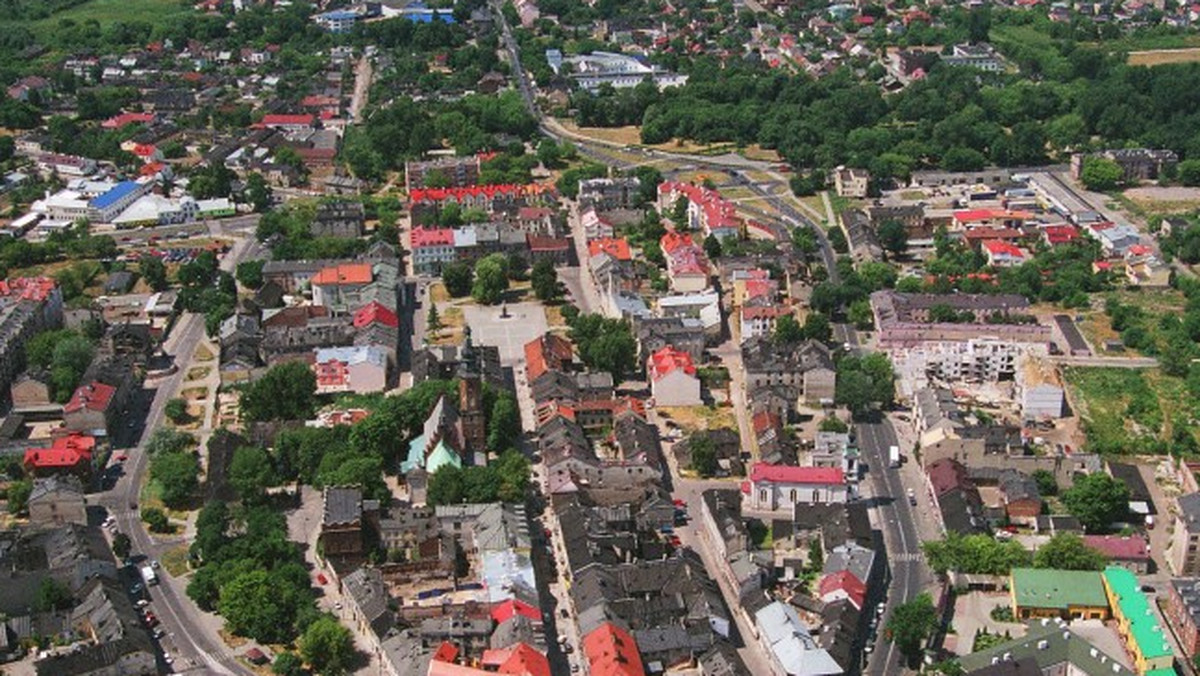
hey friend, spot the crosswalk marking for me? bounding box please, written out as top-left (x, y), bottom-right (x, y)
top-left (893, 552), bottom-right (924, 563)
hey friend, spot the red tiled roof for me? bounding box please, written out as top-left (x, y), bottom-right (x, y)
top-left (0, 277), bottom-right (57, 301)
top-left (588, 237), bottom-right (632, 261)
top-left (312, 263), bottom-right (372, 286)
top-left (983, 240), bottom-right (1025, 258)
top-left (818, 570), bottom-right (867, 609)
top-left (24, 434), bottom-right (96, 469)
top-left (524, 334), bottom-right (573, 381)
top-left (260, 114), bottom-right (314, 127)
top-left (1042, 224), bottom-right (1080, 245)
top-left (1082, 534), bottom-right (1149, 560)
top-left (527, 235), bottom-right (569, 252)
top-left (660, 231), bottom-right (696, 254)
top-left (131, 143), bottom-right (158, 157)
top-left (648, 345), bottom-right (696, 382)
top-left (583, 623), bottom-right (644, 676)
top-left (411, 227), bottom-right (455, 248)
top-left (752, 410), bottom-right (781, 434)
top-left (927, 458), bottom-right (972, 496)
top-left (483, 643), bottom-right (550, 676)
top-left (954, 209), bottom-right (1034, 223)
top-left (353, 301), bottom-right (399, 329)
top-left (491, 599), bottom-right (541, 624)
top-left (409, 183), bottom-right (551, 204)
top-left (749, 462), bottom-right (844, 485)
top-left (963, 226), bottom-right (1023, 241)
top-left (518, 206), bottom-right (553, 220)
top-left (64, 382), bottom-right (116, 414)
top-left (432, 642), bottom-right (459, 663)
top-left (102, 112), bottom-right (155, 129)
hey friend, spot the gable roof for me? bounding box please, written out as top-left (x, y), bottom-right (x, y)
top-left (750, 462), bottom-right (844, 486)
top-left (648, 345), bottom-right (696, 381)
top-left (588, 237), bottom-right (632, 261)
top-left (24, 435), bottom-right (96, 469)
top-left (524, 334), bottom-right (574, 381)
top-left (583, 622), bottom-right (645, 676)
top-left (817, 570), bottom-right (866, 609)
top-left (353, 301), bottom-right (399, 329)
top-left (312, 263), bottom-right (372, 286)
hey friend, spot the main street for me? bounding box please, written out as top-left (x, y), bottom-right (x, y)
top-left (99, 234), bottom-right (265, 676)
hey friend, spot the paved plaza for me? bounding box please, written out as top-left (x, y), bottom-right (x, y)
top-left (461, 302), bottom-right (549, 365)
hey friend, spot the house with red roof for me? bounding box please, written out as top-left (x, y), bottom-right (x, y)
top-left (660, 231), bottom-right (711, 293)
top-left (657, 181), bottom-right (742, 240)
top-left (982, 240), bottom-right (1027, 267)
top-left (63, 382), bottom-right (120, 436)
top-left (1082, 535), bottom-right (1151, 574)
top-left (408, 183), bottom-right (553, 223)
top-left (953, 209), bottom-right (1034, 229)
top-left (587, 237), bottom-right (632, 261)
top-left (583, 623), bottom-right (644, 676)
top-left (648, 345), bottom-right (700, 407)
top-left (426, 643), bottom-right (550, 676)
top-left (526, 235), bottom-right (571, 266)
top-left (410, 227), bottom-right (457, 275)
top-left (311, 263), bottom-right (373, 311)
top-left (23, 434), bottom-right (96, 479)
top-left (102, 111), bottom-right (157, 130)
top-left (744, 462), bottom-right (848, 512)
top-left (258, 114), bottom-right (315, 130)
top-left (1041, 223), bottom-right (1081, 246)
top-left (524, 334), bottom-right (575, 381)
top-left (818, 569), bottom-right (867, 610)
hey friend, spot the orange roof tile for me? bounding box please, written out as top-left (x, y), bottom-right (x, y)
top-left (312, 263), bottom-right (372, 286)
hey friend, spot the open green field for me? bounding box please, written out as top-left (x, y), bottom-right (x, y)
top-left (33, 0), bottom-right (189, 27)
top-left (1063, 366), bottom-right (1198, 454)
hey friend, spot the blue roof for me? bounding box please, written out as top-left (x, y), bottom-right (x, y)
top-left (89, 181), bottom-right (141, 210)
top-left (402, 8), bottom-right (456, 23)
top-left (321, 10), bottom-right (359, 19)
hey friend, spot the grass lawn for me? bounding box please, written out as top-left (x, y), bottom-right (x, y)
top-left (34, 0), bottom-right (191, 29)
top-left (139, 478), bottom-right (190, 523)
top-left (1128, 48), bottom-right (1200, 66)
top-left (656, 404), bottom-right (737, 433)
top-left (194, 345), bottom-right (215, 362)
top-left (1063, 366), bottom-right (1197, 454)
top-left (160, 544), bottom-right (190, 578)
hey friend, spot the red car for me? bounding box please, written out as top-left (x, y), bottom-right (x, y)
top-left (673, 499), bottom-right (687, 508)
top-left (144, 612), bottom-right (158, 627)
top-left (114, 454), bottom-right (128, 462)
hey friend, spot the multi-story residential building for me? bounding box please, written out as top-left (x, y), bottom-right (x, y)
top-left (647, 345), bottom-right (701, 407)
top-left (1168, 492), bottom-right (1200, 576)
top-left (657, 182), bottom-right (741, 240)
top-left (405, 155), bottom-right (481, 191)
top-left (578, 177), bottom-right (641, 211)
top-left (313, 345), bottom-right (388, 394)
top-left (754, 601), bottom-right (843, 676)
top-left (833, 166), bottom-right (869, 198)
top-left (741, 337), bottom-right (836, 406)
top-left (1071, 148), bottom-right (1178, 183)
top-left (311, 263), bottom-right (374, 313)
top-left (28, 476), bottom-right (87, 526)
top-left (1166, 578), bottom-right (1200, 657)
top-left (311, 201), bottom-right (365, 238)
top-left (1101, 567), bottom-right (1174, 675)
top-left (411, 227), bottom-right (457, 275)
top-left (546, 50), bottom-right (688, 92)
top-left (871, 290), bottom-right (1051, 347)
top-left (942, 43), bottom-right (1008, 71)
top-left (660, 232), bottom-right (711, 292)
top-left (745, 463), bottom-right (848, 513)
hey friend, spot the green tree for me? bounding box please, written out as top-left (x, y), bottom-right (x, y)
top-left (139, 256), bottom-right (169, 291)
top-left (244, 172), bottom-right (273, 212)
top-left (494, 449), bottom-right (530, 503)
top-left (848, 299), bottom-right (874, 329)
top-left (569, 314), bottom-right (638, 381)
top-left (835, 353), bottom-right (895, 417)
top-left (487, 391), bottom-right (521, 452)
top-left (229, 446), bottom-right (276, 504)
top-left (6, 479), bottom-right (31, 514)
top-left (236, 260), bottom-right (265, 289)
top-left (442, 262), bottom-right (473, 297)
top-left (112, 531), bottom-right (132, 560)
top-left (1062, 473), bottom-right (1130, 533)
top-left (687, 434), bottom-right (719, 477)
top-left (818, 416), bottom-right (849, 433)
top-left (273, 652), bottom-right (304, 676)
top-left (1032, 469), bottom-right (1058, 496)
top-left (878, 220), bottom-right (909, 258)
top-left (146, 428), bottom-right (195, 456)
top-left (773, 314), bottom-right (804, 344)
top-left (427, 465), bottom-right (464, 505)
top-left (35, 578), bottom-right (73, 612)
top-left (165, 398), bottom-right (189, 424)
top-left (1034, 533), bottom-right (1108, 570)
top-left (428, 305), bottom-right (442, 333)
top-left (299, 615), bottom-right (355, 675)
top-left (49, 334), bottom-right (95, 403)
top-left (803, 312), bottom-right (832, 341)
top-left (472, 253), bottom-right (510, 305)
top-left (1080, 158), bottom-right (1124, 191)
top-left (141, 506), bottom-right (173, 533)
top-left (240, 362), bottom-right (318, 423)
top-left (531, 258), bottom-right (560, 302)
top-left (536, 138), bottom-right (564, 169)
top-left (218, 569), bottom-right (310, 643)
top-left (886, 593), bottom-right (939, 664)
top-left (150, 451), bottom-right (200, 509)
top-left (704, 234), bottom-right (722, 259)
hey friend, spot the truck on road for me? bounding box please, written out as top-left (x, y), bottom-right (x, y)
top-left (889, 446), bottom-right (901, 469)
top-left (140, 565), bottom-right (158, 586)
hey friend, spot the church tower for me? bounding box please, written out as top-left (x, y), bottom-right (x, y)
top-left (457, 327), bottom-right (487, 462)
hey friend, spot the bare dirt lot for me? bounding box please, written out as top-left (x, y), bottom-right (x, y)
top-left (1128, 48), bottom-right (1200, 66)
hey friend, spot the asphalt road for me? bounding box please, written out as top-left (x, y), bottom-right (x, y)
top-left (101, 236), bottom-right (263, 676)
top-left (855, 420), bottom-right (929, 674)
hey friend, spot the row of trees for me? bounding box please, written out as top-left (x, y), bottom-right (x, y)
top-left (923, 531), bottom-right (1109, 576)
top-left (567, 312), bottom-right (638, 381)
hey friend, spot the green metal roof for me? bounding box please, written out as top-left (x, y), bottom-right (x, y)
top-left (1011, 568), bottom-right (1108, 610)
top-left (1102, 566), bottom-right (1174, 661)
